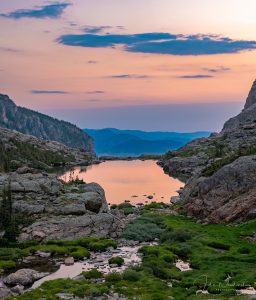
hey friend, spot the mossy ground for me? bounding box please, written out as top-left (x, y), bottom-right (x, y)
top-left (6, 213), bottom-right (256, 300)
top-left (0, 237), bottom-right (117, 274)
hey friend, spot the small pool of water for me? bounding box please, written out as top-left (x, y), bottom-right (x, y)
top-left (60, 160), bottom-right (184, 205)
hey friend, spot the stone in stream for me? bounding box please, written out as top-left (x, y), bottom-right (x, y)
top-left (36, 251), bottom-right (51, 258)
top-left (64, 257), bottom-right (75, 266)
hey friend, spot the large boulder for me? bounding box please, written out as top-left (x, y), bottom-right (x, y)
top-left (4, 269), bottom-right (48, 286)
top-left (19, 212), bottom-right (123, 242)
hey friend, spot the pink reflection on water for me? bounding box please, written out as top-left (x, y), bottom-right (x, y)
top-left (60, 160), bottom-right (184, 205)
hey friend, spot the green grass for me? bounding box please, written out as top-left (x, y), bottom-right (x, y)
top-left (6, 278), bottom-right (110, 300)
top-left (0, 237), bottom-right (117, 272)
top-left (8, 214), bottom-right (256, 299)
top-left (82, 268), bottom-right (103, 279)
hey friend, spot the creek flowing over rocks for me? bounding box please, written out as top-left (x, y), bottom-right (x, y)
top-left (32, 241), bottom-right (143, 289)
top-left (0, 241), bottom-right (155, 298)
top-left (159, 79), bottom-right (256, 223)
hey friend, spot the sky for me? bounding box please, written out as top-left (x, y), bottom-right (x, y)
top-left (0, 0), bottom-right (255, 131)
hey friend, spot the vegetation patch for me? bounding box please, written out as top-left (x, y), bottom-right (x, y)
top-left (111, 202), bottom-right (136, 215)
top-left (82, 268), bottom-right (103, 279)
top-left (122, 214), bottom-right (166, 242)
top-left (0, 139), bottom-right (75, 172)
top-left (108, 256), bottom-right (124, 267)
top-left (7, 214), bottom-right (256, 299)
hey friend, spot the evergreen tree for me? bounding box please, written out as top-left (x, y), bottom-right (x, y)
top-left (0, 181), bottom-right (16, 242)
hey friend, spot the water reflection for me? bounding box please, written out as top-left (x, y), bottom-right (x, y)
top-left (60, 160), bottom-right (184, 205)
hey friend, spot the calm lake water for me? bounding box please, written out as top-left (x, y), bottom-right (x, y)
top-left (60, 160), bottom-right (184, 205)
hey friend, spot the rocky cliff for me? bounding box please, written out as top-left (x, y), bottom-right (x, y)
top-left (0, 94), bottom-right (94, 153)
top-left (159, 79), bottom-right (256, 223)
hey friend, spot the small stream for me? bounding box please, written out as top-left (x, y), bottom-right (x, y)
top-left (32, 244), bottom-right (143, 289)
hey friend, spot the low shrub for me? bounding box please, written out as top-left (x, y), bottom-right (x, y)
top-left (110, 204), bottom-right (118, 210)
top-left (139, 246), bottom-right (160, 257)
top-left (238, 247), bottom-right (250, 254)
top-left (89, 288), bottom-right (101, 297)
top-left (167, 244), bottom-right (192, 258)
top-left (122, 214), bottom-right (166, 242)
top-left (118, 202), bottom-right (135, 215)
top-left (123, 269), bottom-right (141, 282)
top-left (161, 229), bottom-right (193, 243)
top-left (70, 247), bottom-right (90, 260)
top-left (162, 254), bottom-right (176, 263)
top-left (46, 238), bottom-right (117, 251)
top-left (83, 268), bottom-right (103, 279)
top-left (0, 260), bottom-right (16, 270)
top-left (105, 272), bottom-right (122, 283)
top-left (108, 256), bottom-right (124, 266)
top-left (88, 240), bottom-right (117, 251)
top-left (118, 202), bottom-right (133, 210)
top-left (0, 247), bottom-right (22, 260)
top-left (144, 202), bottom-right (169, 210)
top-left (21, 245), bottom-right (69, 257)
top-left (207, 241), bottom-right (230, 251)
top-left (18, 240), bottom-right (39, 249)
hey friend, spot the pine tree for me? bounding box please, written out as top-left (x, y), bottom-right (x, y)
top-left (0, 181), bottom-right (16, 242)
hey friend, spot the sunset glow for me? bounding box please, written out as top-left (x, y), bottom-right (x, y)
top-left (0, 0), bottom-right (255, 130)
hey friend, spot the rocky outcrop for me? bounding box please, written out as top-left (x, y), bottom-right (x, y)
top-left (0, 126), bottom-right (90, 171)
top-left (160, 80), bottom-right (256, 223)
top-left (183, 156), bottom-right (256, 222)
top-left (0, 170), bottom-right (123, 242)
top-left (0, 93), bottom-right (94, 152)
top-left (243, 79), bottom-right (256, 110)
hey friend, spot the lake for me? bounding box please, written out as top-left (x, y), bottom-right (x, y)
top-left (60, 160), bottom-right (184, 205)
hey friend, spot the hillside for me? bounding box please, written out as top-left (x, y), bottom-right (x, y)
top-left (84, 128), bottom-right (210, 156)
top-left (0, 94), bottom-right (94, 153)
top-left (0, 126), bottom-right (90, 172)
top-left (159, 79), bottom-right (256, 223)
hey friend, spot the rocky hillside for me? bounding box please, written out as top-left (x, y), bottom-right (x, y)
top-left (0, 93), bottom-right (94, 152)
top-left (0, 126), bottom-right (90, 172)
top-left (159, 79), bottom-right (256, 223)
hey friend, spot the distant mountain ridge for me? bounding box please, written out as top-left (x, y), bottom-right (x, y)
top-left (84, 128), bottom-right (211, 156)
top-left (0, 93), bottom-right (94, 153)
